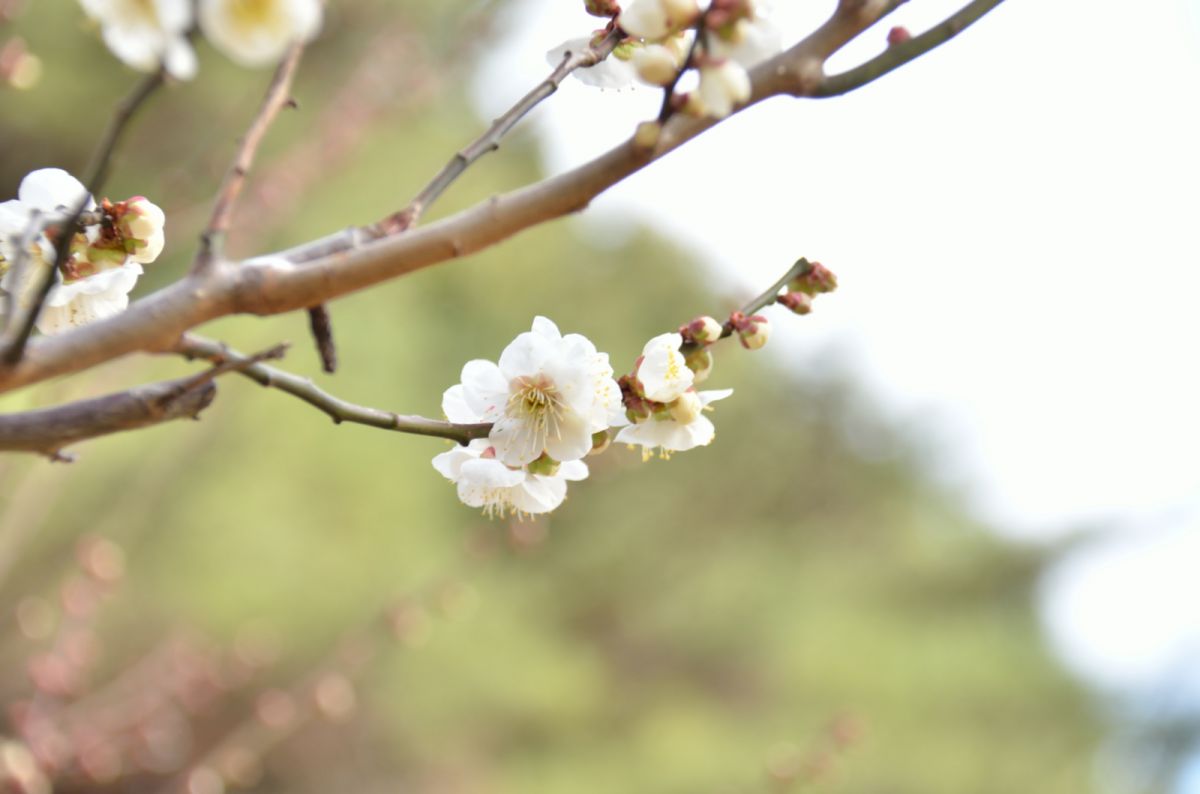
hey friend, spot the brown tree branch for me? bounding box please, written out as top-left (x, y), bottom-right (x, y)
top-left (0, 0), bottom-right (1005, 397)
top-left (815, 0), bottom-right (1006, 97)
top-left (0, 376), bottom-right (216, 460)
top-left (193, 43), bottom-right (306, 272)
top-left (175, 334), bottom-right (493, 444)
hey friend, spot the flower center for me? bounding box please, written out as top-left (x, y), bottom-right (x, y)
top-left (507, 376), bottom-right (566, 439)
top-left (229, 0), bottom-right (283, 32)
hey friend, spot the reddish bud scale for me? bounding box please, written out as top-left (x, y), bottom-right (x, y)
top-left (778, 291), bottom-right (813, 315)
top-left (887, 26), bottom-right (912, 46)
top-left (789, 261), bottom-right (837, 296)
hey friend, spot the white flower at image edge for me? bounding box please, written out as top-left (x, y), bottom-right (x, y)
top-left (78, 0), bottom-right (197, 80)
top-left (617, 388), bottom-right (733, 455)
top-left (0, 169), bottom-right (151, 335)
top-left (199, 0), bottom-right (323, 67)
top-left (432, 440), bottom-right (589, 518)
top-left (449, 317), bottom-right (625, 467)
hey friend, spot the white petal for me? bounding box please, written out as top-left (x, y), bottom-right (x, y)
top-left (511, 476), bottom-right (567, 514)
top-left (558, 460), bottom-right (589, 482)
top-left (432, 445), bottom-right (477, 480)
top-left (543, 409), bottom-right (594, 463)
top-left (18, 169), bottom-right (91, 214)
top-left (102, 23), bottom-right (161, 72)
top-left (498, 331), bottom-right (554, 381)
top-left (164, 36), bottom-right (198, 80)
top-left (490, 414), bottom-right (544, 467)
top-left (698, 388), bottom-right (734, 405)
top-left (460, 359), bottom-right (507, 420)
top-left (530, 315), bottom-right (561, 341)
top-left (442, 384), bottom-right (482, 424)
top-left (460, 458), bottom-right (525, 489)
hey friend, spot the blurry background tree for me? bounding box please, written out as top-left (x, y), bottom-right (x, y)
top-left (0, 1), bottom-right (1114, 792)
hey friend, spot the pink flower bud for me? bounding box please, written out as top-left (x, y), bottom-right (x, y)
top-left (778, 291), bottom-right (813, 315)
top-left (684, 315), bottom-right (724, 344)
top-left (887, 26), bottom-right (912, 46)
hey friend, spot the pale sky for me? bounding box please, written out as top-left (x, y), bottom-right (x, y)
top-left (474, 0), bottom-right (1200, 774)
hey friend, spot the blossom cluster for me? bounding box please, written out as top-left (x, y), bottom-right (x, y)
top-left (77, 0), bottom-right (323, 81)
top-left (555, 0), bottom-right (781, 119)
top-left (433, 261), bottom-right (838, 518)
top-left (0, 169), bottom-right (165, 334)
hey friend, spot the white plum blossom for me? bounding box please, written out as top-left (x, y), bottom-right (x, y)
top-left (711, 15), bottom-right (783, 68)
top-left (35, 263), bottom-right (144, 335)
top-left (692, 59), bottom-right (752, 119)
top-left (635, 332), bottom-right (693, 403)
top-left (632, 42), bottom-right (682, 86)
top-left (449, 317), bottom-right (624, 467)
top-left (617, 387), bottom-right (734, 457)
top-left (618, 0), bottom-right (699, 41)
top-left (199, 0), bottom-right (323, 67)
top-left (0, 169), bottom-right (165, 335)
top-left (432, 440), bottom-right (589, 518)
top-left (78, 0), bottom-right (197, 80)
top-left (546, 37), bottom-right (637, 89)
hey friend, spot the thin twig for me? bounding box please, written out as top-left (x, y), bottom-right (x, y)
top-left (175, 334), bottom-right (493, 444)
top-left (84, 69), bottom-right (167, 192)
top-left (193, 43), bottom-right (306, 273)
top-left (0, 375), bottom-right (217, 460)
top-left (0, 0), bottom-right (999, 397)
top-left (679, 258), bottom-right (815, 354)
top-left (815, 0), bottom-right (1006, 97)
top-left (378, 25), bottom-right (625, 235)
top-left (306, 304), bottom-right (337, 373)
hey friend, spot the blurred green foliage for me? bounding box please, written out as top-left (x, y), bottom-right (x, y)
top-left (0, 2), bottom-right (1100, 792)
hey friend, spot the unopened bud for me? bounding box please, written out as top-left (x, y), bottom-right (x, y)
top-left (584, 0), bottom-right (621, 16)
top-left (684, 347), bottom-right (713, 382)
top-left (526, 453), bottom-right (561, 477)
top-left (685, 315), bottom-right (724, 344)
top-left (662, 0), bottom-right (701, 30)
top-left (789, 260), bottom-right (837, 296)
top-left (731, 311), bottom-right (770, 350)
top-left (116, 196), bottom-right (166, 264)
top-left (633, 120), bottom-right (662, 150)
top-left (633, 44), bottom-right (679, 86)
top-left (590, 430), bottom-right (611, 455)
top-left (887, 26), bottom-right (912, 47)
top-left (778, 291), bottom-right (812, 315)
top-left (669, 391), bottom-right (703, 424)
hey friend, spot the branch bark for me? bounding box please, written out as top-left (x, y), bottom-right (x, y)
top-left (194, 42), bottom-right (305, 271)
top-left (176, 334), bottom-right (493, 444)
top-left (0, 376), bottom-right (216, 460)
top-left (0, 0), bottom-right (1006, 397)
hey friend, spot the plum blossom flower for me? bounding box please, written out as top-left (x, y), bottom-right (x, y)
top-left (432, 440), bottom-right (589, 518)
top-left (616, 387), bottom-right (734, 457)
top-left (618, 0), bottom-right (699, 41)
top-left (449, 317), bottom-right (624, 467)
top-left (199, 0), bottom-right (323, 67)
top-left (78, 0), bottom-right (197, 80)
top-left (691, 59), bottom-right (751, 119)
top-left (545, 37), bottom-right (637, 89)
top-left (635, 332), bottom-right (693, 403)
top-left (710, 14), bottom-right (782, 68)
top-left (0, 169), bottom-right (164, 335)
